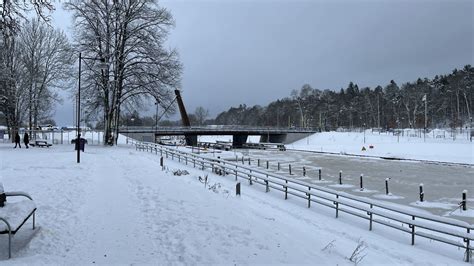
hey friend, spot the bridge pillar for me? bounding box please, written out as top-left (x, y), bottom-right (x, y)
top-left (184, 134), bottom-right (198, 146)
top-left (233, 134), bottom-right (248, 148)
top-left (260, 134), bottom-right (286, 143)
top-left (269, 134), bottom-right (286, 143)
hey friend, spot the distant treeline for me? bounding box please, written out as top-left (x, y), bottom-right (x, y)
top-left (213, 65), bottom-right (473, 130)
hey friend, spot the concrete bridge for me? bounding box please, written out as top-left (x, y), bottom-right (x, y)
top-left (119, 126), bottom-right (318, 147)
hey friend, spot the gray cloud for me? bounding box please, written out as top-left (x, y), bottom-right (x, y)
top-left (53, 0), bottom-right (473, 125)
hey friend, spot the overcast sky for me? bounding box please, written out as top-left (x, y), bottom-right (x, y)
top-left (52, 0), bottom-right (473, 126)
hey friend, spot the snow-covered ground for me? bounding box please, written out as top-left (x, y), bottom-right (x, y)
top-left (289, 130), bottom-right (473, 165)
top-left (0, 143), bottom-right (469, 264)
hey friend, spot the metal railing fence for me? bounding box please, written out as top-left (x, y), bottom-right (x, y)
top-left (133, 141), bottom-right (473, 262)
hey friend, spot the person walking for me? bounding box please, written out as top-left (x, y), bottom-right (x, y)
top-left (23, 132), bottom-right (29, 149)
top-left (14, 132), bottom-right (21, 148)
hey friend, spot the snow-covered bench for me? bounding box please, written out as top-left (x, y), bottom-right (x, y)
top-left (31, 139), bottom-right (52, 148)
top-left (0, 192), bottom-right (36, 259)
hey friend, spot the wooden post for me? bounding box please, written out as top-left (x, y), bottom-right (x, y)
top-left (265, 180), bottom-right (269, 192)
top-left (462, 190), bottom-right (467, 211)
top-left (360, 174), bottom-right (363, 190)
top-left (160, 156), bottom-right (164, 170)
top-left (339, 171), bottom-right (342, 185)
top-left (303, 166), bottom-right (306, 176)
top-left (289, 164), bottom-right (292, 175)
top-left (236, 182), bottom-right (241, 196)
top-left (266, 160), bottom-right (269, 169)
top-left (385, 178), bottom-right (390, 195)
top-left (284, 180), bottom-right (288, 200)
top-left (419, 184), bottom-right (424, 202)
top-left (318, 169), bottom-right (321, 180)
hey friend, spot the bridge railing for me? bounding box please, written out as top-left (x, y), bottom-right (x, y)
top-left (120, 125), bottom-right (319, 133)
top-left (134, 141), bottom-right (473, 262)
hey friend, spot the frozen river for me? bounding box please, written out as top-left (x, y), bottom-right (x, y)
top-left (238, 149), bottom-right (473, 223)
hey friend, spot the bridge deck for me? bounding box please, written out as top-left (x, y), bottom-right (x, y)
top-left (119, 126), bottom-right (317, 135)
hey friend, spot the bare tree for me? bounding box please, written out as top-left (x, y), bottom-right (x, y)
top-left (0, 0), bottom-right (54, 139)
top-left (194, 106), bottom-right (209, 126)
top-left (17, 18), bottom-right (74, 130)
top-left (65, 0), bottom-right (182, 145)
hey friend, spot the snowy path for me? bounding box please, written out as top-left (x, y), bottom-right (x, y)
top-left (0, 144), bottom-right (468, 264)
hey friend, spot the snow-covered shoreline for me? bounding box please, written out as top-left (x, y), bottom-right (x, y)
top-left (289, 131), bottom-right (473, 165)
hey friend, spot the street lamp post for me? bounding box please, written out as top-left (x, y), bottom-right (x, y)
top-left (76, 53), bottom-right (107, 163)
top-left (470, 116), bottom-right (473, 142)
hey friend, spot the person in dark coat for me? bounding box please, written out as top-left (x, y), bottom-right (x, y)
top-left (14, 132), bottom-right (21, 148)
top-left (23, 132), bottom-right (29, 149)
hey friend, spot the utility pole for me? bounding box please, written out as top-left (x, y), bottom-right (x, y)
top-left (423, 94), bottom-right (427, 142)
top-left (377, 93), bottom-right (380, 129)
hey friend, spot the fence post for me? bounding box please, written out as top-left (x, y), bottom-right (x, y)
top-left (248, 157), bottom-right (251, 165)
top-left (258, 159), bottom-right (260, 167)
top-left (307, 187), bottom-right (311, 208)
top-left (339, 171), bottom-right (342, 185)
top-left (284, 180), bottom-right (288, 200)
top-left (289, 164), bottom-right (292, 175)
top-left (410, 216), bottom-right (415, 245)
top-left (160, 156), bottom-right (164, 170)
top-left (235, 169), bottom-right (238, 181)
top-left (241, 157), bottom-right (244, 164)
top-left (385, 178), bottom-right (390, 195)
top-left (335, 195), bottom-right (339, 218)
top-left (419, 184), bottom-right (424, 202)
top-left (466, 228), bottom-right (471, 262)
top-left (319, 169), bottom-right (322, 180)
top-left (278, 162), bottom-right (280, 171)
top-left (265, 180), bottom-right (269, 192)
top-left (236, 182), bottom-right (241, 196)
top-left (368, 204), bottom-right (373, 231)
top-left (360, 174), bottom-right (364, 190)
top-left (462, 190), bottom-right (467, 211)
top-left (266, 160), bottom-right (269, 169)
